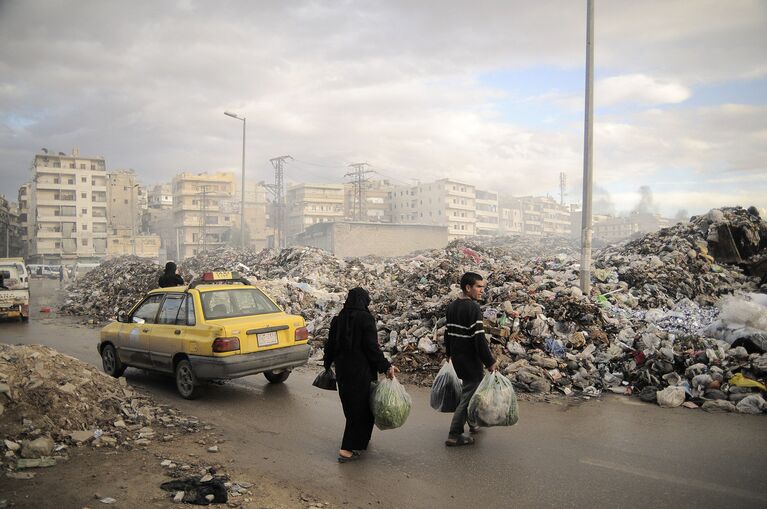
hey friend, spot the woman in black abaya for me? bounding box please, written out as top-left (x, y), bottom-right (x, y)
top-left (324, 287), bottom-right (398, 462)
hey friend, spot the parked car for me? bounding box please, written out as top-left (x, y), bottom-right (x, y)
top-left (98, 271), bottom-right (310, 398)
top-left (0, 266), bottom-right (30, 321)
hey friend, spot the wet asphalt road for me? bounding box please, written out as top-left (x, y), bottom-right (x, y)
top-left (2, 285), bottom-right (767, 508)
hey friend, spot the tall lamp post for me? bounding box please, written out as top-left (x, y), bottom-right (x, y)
top-left (224, 111), bottom-right (246, 248)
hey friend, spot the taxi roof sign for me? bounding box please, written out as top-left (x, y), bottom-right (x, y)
top-left (188, 271), bottom-right (251, 289)
top-left (202, 271), bottom-right (240, 281)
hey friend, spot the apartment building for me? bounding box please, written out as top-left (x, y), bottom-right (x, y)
top-left (107, 170), bottom-right (142, 232)
top-left (0, 195), bottom-right (22, 257)
top-left (499, 207), bottom-right (523, 235)
top-left (172, 172), bottom-right (236, 259)
top-left (501, 196), bottom-right (572, 237)
top-left (240, 182), bottom-right (272, 250)
top-left (148, 183), bottom-right (173, 209)
top-left (285, 183), bottom-right (345, 244)
top-left (343, 179), bottom-right (394, 223)
top-left (25, 149), bottom-right (108, 263)
top-left (390, 179), bottom-right (476, 240)
top-left (475, 189), bottom-right (500, 237)
top-left (17, 183), bottom-right (31, 258)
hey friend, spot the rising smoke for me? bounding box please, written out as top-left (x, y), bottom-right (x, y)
top-left (632, 185), bottom-right (659, 215)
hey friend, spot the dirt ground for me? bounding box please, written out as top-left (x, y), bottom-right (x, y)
top-left (0, 430), bottom-right (333, 509)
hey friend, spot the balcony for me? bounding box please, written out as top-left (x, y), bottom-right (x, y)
top-left (36, 182), bottom-right (76, 191)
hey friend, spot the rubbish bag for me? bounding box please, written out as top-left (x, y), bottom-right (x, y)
top-left (467, 372), bottom-right (519, 427)
top-left (656, 386), bottom-right (686, 408)
top-left (370, 377), bottom-right (412, 430)
top-left (728, 373), bottom-right (766, 391)
top-left (312, 368), bottom-right (337, 391)
top-left (430, 360), bottom-right (462, 412)
top-left (736, 394), bottom-right (767, 414)
top-left (160, 477), bottom-right (227, 505)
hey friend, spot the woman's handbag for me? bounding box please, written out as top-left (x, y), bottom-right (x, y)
top-left (312, 368), bottom-right (337, 391)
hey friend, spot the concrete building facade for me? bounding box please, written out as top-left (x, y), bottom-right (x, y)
top-left (475, 189), bottom-right (500, 236)
top-left (0, 196), bottom-right (22, 257)
top-left (172, 172), bottom-right (236, 259)
top-left (390, 179), bottom-right (476, 240)
top-left (285, 183), bottom-right (345, 244)
top-left (295, 221), bottom-right (448, 258)
top-left (502, 196), bottom-right (572, 237)
top-left (343, 179), bottom-right (394, 223)
top-left (148, 183), bottom-right (173, 209)
top-left (25, 149), bottom-right (109, 263)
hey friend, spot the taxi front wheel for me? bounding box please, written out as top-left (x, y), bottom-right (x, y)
top-left (175, 359), bottom-right (201, 399)
top-left (264, 370), bottom-right (290, 384)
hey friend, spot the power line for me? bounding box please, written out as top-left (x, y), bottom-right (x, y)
top-left (267, 155), bottom-right (292, 249)
top-left (344, 163), bottom-right (374, 221)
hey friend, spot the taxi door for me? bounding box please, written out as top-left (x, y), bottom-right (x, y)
top-left (119, 294), bottom-right (163, 368)
top-left (150, 293), bottom-right (187, 373)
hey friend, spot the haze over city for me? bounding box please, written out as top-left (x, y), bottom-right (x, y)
top-left (1, 0), bottom-right (766, 217)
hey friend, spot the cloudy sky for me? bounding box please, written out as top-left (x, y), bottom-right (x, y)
top-left (1, 0), bottom-right (765, 217)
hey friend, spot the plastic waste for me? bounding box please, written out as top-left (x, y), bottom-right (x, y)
top-left (370, 377), bottom-right (412, 430)
top-left (656, 386), bottom-right (686, 408)
top-left (430, 360), bottom-right (462, 413)
top-left (736, 394), bottom-right (767, 414)
top-left (729, 373), bottom-right (766, 391)
top-left (467, 372), bottom-right (519, 427)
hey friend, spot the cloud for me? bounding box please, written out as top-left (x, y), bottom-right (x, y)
top-left (596, 74), bottom-right (691, 106)
top-left (0, 0), bottom-right (765, 217)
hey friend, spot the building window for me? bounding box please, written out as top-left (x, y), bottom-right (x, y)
top-left (80, 164), bottom-right (85, 169)
top-left (82, 224), bottom-right (88, 231)
top-left (82, 239), bottom-right (88, 246)
top-left (70, 163), bottom-right (75, 169)
top-left (82, 177), bottom-right (87, 183)
top-left (53, 162), bottom-right (61, 168)
top-left (68, 178), bottom-right (74, 185)
top-left (124, 199), bottom-right (128, 204)
top-left (82, 208), bottom-right (88, 215)
top-left (55, 241), bottom-right (61, 248)
top-left (90, 164), bottom-right (96, 170)
top-left (81, 193), bottom-right (87, 198)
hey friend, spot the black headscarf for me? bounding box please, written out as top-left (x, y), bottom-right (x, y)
top-left (335, 287), bottom-right (371, 352)
top-left (164, 261), bottom-right (177, 275)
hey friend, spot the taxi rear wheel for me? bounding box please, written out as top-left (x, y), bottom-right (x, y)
top-left (175, 359), bottom-right (201, 399)
top-left (264, 370), bottom-right (290, 384)
top-left (101, 344), bottom-right (126, 378)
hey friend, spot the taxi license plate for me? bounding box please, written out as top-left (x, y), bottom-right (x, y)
top-left (257, 331), bottom-right (279, 347)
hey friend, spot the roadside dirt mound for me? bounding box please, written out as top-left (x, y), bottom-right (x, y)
top-left (0, 344), bottom-right (199, 472)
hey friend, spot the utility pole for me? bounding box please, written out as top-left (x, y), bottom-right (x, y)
top-left (268, 156), bottom-right (292, 249)
top-left (345, 163), bottom-right (373, 221)
top-left (580, 0), bottom-right (595, 295)
top-left (198, 185), bottom-right (211, 254)
top-left (559, 172), bottom-right (567, 206)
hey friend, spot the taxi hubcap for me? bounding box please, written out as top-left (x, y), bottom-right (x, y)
top-left (178, 366), bottom-right (193, 394)
top-left (103, 349), bottom-right (115, 372)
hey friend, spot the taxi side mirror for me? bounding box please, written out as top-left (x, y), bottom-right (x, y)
top-left (117, 310), bottom-right (127, 323)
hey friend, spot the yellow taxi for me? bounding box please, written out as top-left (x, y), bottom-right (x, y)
top-left (98, 271), bottom-right (310, 398)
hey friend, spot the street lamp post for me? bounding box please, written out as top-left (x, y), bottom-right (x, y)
top-left (224, 111), bottom-right (246, 248)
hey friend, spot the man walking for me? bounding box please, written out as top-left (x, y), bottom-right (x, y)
top-left (444, 272), bottom-right (496, 446)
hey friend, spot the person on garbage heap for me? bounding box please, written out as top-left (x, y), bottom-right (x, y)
top-left (444, 272), bottom-right (497, 447)
top-left (158, 261), bottom-right (185, 288)
top-left (323, 287), bottom-right (399, 463)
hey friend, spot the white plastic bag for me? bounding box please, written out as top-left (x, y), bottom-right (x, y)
top-left (467, 372), bottom-right (519, 427)
top-left (430, 360), bottom-right (462, 412)
top-left (656, 386), bottom-right (686, 408)
top-left (370, 377), bottom-right (412, 430)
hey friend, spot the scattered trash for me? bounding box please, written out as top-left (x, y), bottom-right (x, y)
top-left (160, 477), bottom-right (228, 505)
top-left (54, 207), bottom-right (766, 413)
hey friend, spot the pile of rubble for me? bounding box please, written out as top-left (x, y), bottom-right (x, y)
top-left (0, 344), bottom-right (200, 475)
top-left (60, 256), bottom-right (162, 322)
top-left (56, 206), bottom-right (767, 412)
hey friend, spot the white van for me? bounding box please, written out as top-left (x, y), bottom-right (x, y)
top-left (0, 258), bottom-right (29, 289)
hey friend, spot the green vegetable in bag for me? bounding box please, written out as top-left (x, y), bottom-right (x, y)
top-left (370, 377), bottom-right (412, 430)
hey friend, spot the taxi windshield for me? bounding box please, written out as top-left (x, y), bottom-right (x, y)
top-left (200, 288), bottom-right (280, 320)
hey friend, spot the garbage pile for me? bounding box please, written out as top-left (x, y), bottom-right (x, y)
top-left (0, 344), bottom-right (200, 474)
top-left (56, 206), bottom-right (767, 412)
top-left (60, 256), bottom-right (162, 322)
